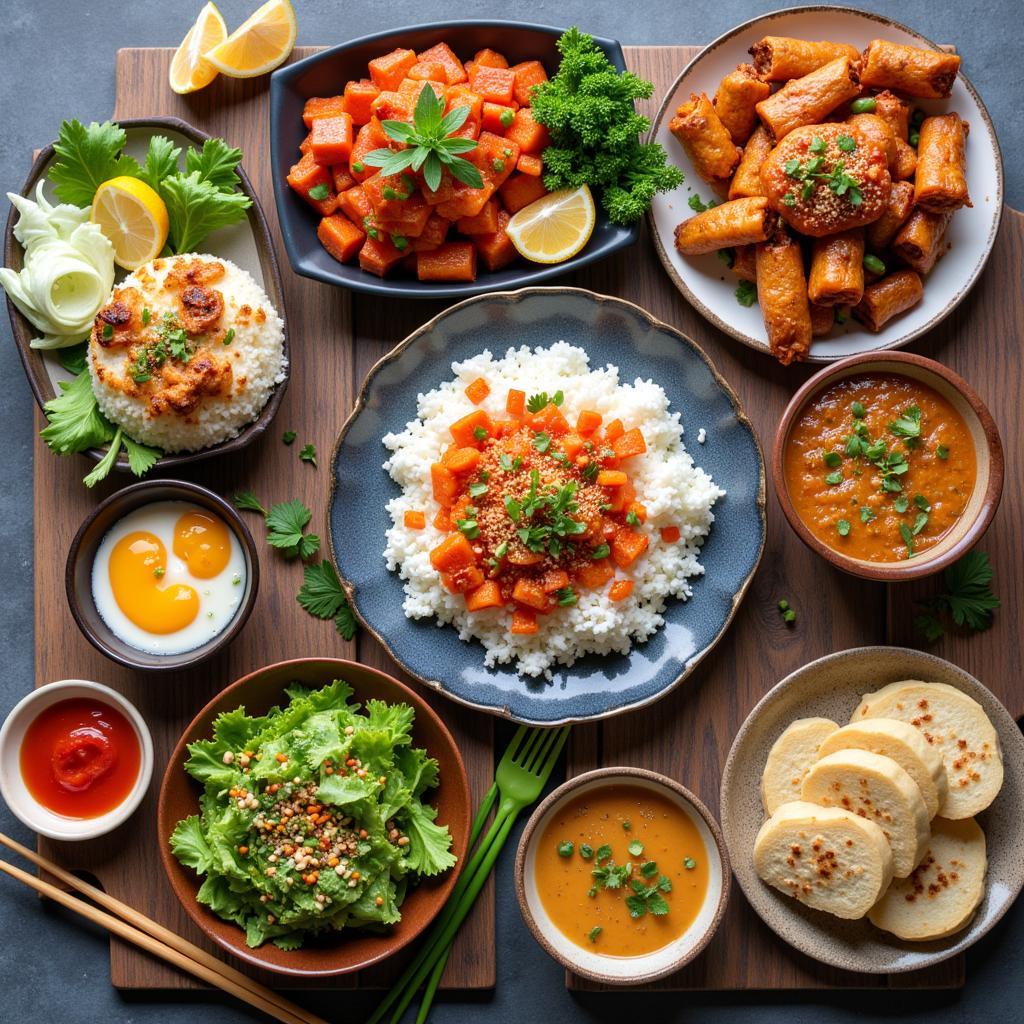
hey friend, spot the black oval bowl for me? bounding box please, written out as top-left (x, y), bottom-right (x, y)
top-left (270, 21), bottom-right (639, 298)
top-left (3, 116), bottom-right (289, 474)
top-left (66, 480), bottom-right (260, 671)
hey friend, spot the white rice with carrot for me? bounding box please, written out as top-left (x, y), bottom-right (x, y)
top-left (382, 342), bottom-right (724, 679)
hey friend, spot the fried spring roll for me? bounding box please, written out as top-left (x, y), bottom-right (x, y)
top-left (755, 232), bottom-right (812, 364)
top-left (872, 90), bottom-right (910, 140)
top-left (892, 208), bottom-right (953, 274)
top-left (865, 180), bottom-right (915, 250)
top-left (852, 270), bottom-right (924, 331)
top-left (728, 126), bottom-right (773, 199)
top-left (915, 114), bottom-right (971, 212)
top-left (749, 36), bottom-right (860, 81)
top-left (669, 92), bottom-right (742, 191)
top-left (808, 228), bottom-right (865, 306)
top-left (892, 138), bottom-right (918, 180)
top-left (845, 112), bottom-right (897, 171)
top-left (713, 64), bottom-right (771, 144)
top-left (674, 197), bottom-right (773, 255)
top-left (755, 57), bottom-right (862, 142)
top-left (810, 302), bottom-right (835, 337)
top-left (860, 40), bottom-right (960, 98)
top-left (730, 244), bottom-right (757, 280)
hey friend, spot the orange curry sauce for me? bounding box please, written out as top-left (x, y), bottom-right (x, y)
top-left (20, 698), bottom-right (141, 819)
top-left (535, 785), bottom-right (709, 956)
top-left (425, 382), bottom-right (661, 633)
top-left (784, 373), bottom-right (976, 562)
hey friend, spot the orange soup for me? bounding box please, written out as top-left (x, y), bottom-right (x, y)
top-left (783, 373), bottom-right (976, 562)
top-left (534, 784), bottom-right (709, 956)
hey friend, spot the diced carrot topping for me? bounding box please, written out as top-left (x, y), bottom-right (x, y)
top-left (612, 528), bottom-right (649, 569)
top-left (409, 60), bottom-right (448, 82)
top-left (331, 164), bottom-right (356, 194)
top-left (473, 48), bottom-right (509, 69)
top-left (577, 560), bottom-right (615, 589)
top-left (302, 95), bottom-right (346, 128)
top-left (506, 388), bottom-right (526, 417)
top-left (560, 433), bottom-right (585, 461)
top-left (464, 377), bottom-right (491, 405)
top-left (430, 463), bottom-right (460, 507)
top-left (433, 507), bottom-right (450, 531)
top-left (417, 42), bottom-right (469, 85)
top-left (349, 119), bottom-right (391, 183)
top-left (358, 233), bottom-right (405, 276)
top-left (503, 108), bottom-right (551, 154)
top-left (417, 241), bottom-right (477, 282)
top-left (457, 197), bottom-right (500, 235)
top-left (628, 502), bottom-right (647, 524)
top-left (442, 564), bottom-right (485, 594)
top-left (404, 510), bottom-right (426, 530)
top-left (511, 608), bottom-right (539, 634)
top-left (474, 208), bottom-right (518, 271)
top-left (410, 212), bottom-right (450, 252)
top-left (286, 152), bottom-right (337, 215)
top-left (611, 427), bottom-right (647, 461)
top-left (342, 79), bottom-right (381, 125)
top-left (493, 418), bottom-right (519, 438)
top-left (608, 579), bottom-right (634, 602)
top-left (661, 525), bottom-right (681, 543)
top-left (317, 213), bottom-right (365, 263)
top-left (512, 578), bottom-right (549, 611)
top-left (498, 172), bottom-right (547, 214)
top-left (465, 580), bottom-right (503, 611)
top-left (449, 409), bottom-right (494, 447)
top-left (530, 401), bottom-right (570, 436)
top-left (516, 153), bottom-right (543, 177)
top-left (606, 479), bottom-right (636, 513)
top-left (310, 114), bottom-right (354, 166)
top-left (368, 48), bottom-right (418, 91)
top-left (603, 419), bottom-right (625, 443)
top-left (336, 184), bottom-right (372, 224)
top-left (430, 532), bottom-right (477, 572)
top-left (540, 569), bottom-right (570, 593)
top-left (443, 446), bottom-right (482, 475)
top-left (481, 101), bottom-right (518, 133)
top-left (506, 548), bottom-right (545, 566)
top-left (468, 64), bottom-right (516, 104)
top-left (597, 470), bottom-right (628, 487)
top-left (510, 60), bottom-right (548, 106)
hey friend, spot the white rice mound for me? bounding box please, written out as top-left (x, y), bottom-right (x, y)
top-left (90, 253), bottom-right (286, 453)
top-left (382, 342), bottom-right (725, 679)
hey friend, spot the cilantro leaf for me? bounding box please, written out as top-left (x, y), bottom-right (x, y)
top-left (123, 434), bottom-right (161, 477)
top-left (83, 426), bottom-right (124, 488)
top-left (39, 372), bottom-right (115, 455)
top-left (138, 135), bottom-right (182, 193)
top-left (299, 443), bottom-right (318, 467)
top-left (185, 138), bottom-right (244, 192)
top-left (266, 499), bottom-right (320, 559)
top-left (735, 279), bottom-right (757, 307)
top-left (49, 119), bottom-right (141, 207)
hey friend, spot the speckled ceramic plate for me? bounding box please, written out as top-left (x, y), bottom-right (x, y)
top-left (648, 6), bottom-right (1003, 362)
top-left (329, 287), bottom-right (765, 726)
top-left (720, 646), bottom-right (1024, 973)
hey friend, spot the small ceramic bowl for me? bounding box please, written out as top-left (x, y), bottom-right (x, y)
top-left (515, 767), bottom-right (729, 985)
top-left (65, 480), bottom-right (260, 670)
top-left (0, 679), bottom-right (153, 841)
top-left (772, 351), bottom-right (1003, 581)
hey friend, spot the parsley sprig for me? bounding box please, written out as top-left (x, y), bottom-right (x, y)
top-left (297, 561), bottom-right (357, 640)
top-left (232, 492), bottom-right (321, 559)
top-left (505, 470), bottom-right (587, 556)
top-left (914, 551), bottom-right (1000, 641)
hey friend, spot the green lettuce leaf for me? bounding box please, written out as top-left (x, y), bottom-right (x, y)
top-left (399, 801), bottom-right (457, 876)
top-left (169, 815), bottom-right (215, 874)
top-left (161, 171), bottom-right (251, 253)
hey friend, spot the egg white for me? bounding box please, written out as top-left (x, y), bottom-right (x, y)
top-left (91, 501), bottom-right (247, 656)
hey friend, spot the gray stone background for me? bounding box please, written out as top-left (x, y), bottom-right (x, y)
top-left (1, 1), bottom-right (1021, 1021)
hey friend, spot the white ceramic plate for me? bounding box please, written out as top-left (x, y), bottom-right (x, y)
top-left (648, 5), bottom-right (1003, 362)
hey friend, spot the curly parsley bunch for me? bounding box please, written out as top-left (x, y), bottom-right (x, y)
top-left (531, 28), bottom-right (683, 225)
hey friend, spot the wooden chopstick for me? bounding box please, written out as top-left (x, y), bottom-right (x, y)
top-left (0, 834), bottom-right (326, 1024)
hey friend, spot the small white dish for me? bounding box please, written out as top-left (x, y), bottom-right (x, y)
top-left (514, 767), bottom-right (729, 985)
top-left (0, 680), bottom-right (153, 841)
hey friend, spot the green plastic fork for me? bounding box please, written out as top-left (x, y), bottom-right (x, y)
top-left (368, 724), bottom-right (570, 1024)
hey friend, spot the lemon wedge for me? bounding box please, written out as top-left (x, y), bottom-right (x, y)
top-left (91, 177), bottom-right (170, 271)
top-left (169, 2), bottom-right (227, 94)
top-left (205, 0), bottom-right (296, 79)
top-left (506, 184), bottom-right (596, 264)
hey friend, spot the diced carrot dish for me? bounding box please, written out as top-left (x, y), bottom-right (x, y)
top-left (404, 510), bottom-right (426, 529)
top-left (661, 525), bottom-right (681, 543)
top-left (465, 580), bottom-right (503, 611)
top-left (611, 428), bottom-right (647, 460)
top-left (608, 579), bottom-right (634, 602)
top-left (576, 410), bottom-right (602, 435)
top-left (511, 608), bottom-right (539, 634)
top-left (612, 528), bottom-right (649, 569)
top-left (465, 377), bottom-right (491, 405)
top-left (506, 388), bottom-right (526, 417)
top-left (290, 38), bottom-right (560, 283)
top-left (449, 409), bottom-right (494, 447)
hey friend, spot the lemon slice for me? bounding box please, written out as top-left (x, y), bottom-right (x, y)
top-left (91, 177), bottom-right (170, 271)
top-left (506, 185), bottom-right (596, 264)
top-left (169, 2), bottom-right (227, 94)
top-left (205, 0), bottom-right (296, 79)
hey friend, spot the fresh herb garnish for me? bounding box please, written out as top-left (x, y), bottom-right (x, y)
top-left (591, 543), bottom-right (610, 560)
top-left (783, 145), bottom-right (863, 206)
top-left (307, 183), bottom-right (330, 201)
top-left (555, 586), bottom-right (578, 607)
top-left (282, 430), bottom-right (296, 445)
top-left (899, 522), bottom-right (915, 558)
top-left (624, 874), bottom-right (672, 918)
top-left (526, 391), bottom-right (563, 414)
top-left (579, 843), bottom-right (594, 860)
top-left (860, 506), bottom-right (876, 523)
top-left (837, 519), bottom-right (851, 536)
top-left (299, 443), bottom-right (317, 467)
top-left (232, 490), bottom-right (268, 515)
top-left (735, 279), bottom-right (757, 307)
top-left (913, 551), bottom-right (1000, 640)
top-left (888, 406), bottom-right (922, 441)
top-left (937, 444), bottom-right (950, 459)
top-left (683, 857), bottom-right (697, 870)
top-left (823, 452), bottom-right (842, 468)
top-left (627, 840), bottom-right (644, 857)
top-left (836, 134), bottom-right (857, 152)
top-left (687, 194), bottom-right (716, 213)
top-left (297, 560), bottom-right (357, 640)
top-left (558, 841), bottom-right (574, 857)
top-left (825, 470), bottom-right (843, 486)
top-left (587, 926), bottom-right (602, 943)
top-left (893, 496), bottom-right (909, 513)
top-left (532, 431), bottom-right (552, 454)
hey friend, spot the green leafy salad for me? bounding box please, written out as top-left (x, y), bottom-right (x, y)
top-left (170, 679), bottom-right (456, 950)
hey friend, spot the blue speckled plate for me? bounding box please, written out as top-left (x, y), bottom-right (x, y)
top-left (329, 288), bottom-right (765, 725)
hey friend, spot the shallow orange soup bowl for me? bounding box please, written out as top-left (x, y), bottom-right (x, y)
top-left (514, 767), bottom-right (730, 985)
top-left (772, 351), bottom-right (1003, 582)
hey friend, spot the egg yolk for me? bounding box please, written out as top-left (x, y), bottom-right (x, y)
top-left (108, 532), bottom-right (199, 634)
top-left (173, 511), bottom-right (232, 579)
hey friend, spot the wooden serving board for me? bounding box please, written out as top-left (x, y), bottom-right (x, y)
top-left (29, 43), bottom-right (1022, 998)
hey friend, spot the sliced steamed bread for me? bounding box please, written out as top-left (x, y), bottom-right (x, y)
top-left (817, 719), bottom-right (948, 820)
top-left (868, 817), bottom-right (988, 941)
top-left (853, 681), bottom-right (1003, 819)
top-left (761, 717), bottom-right (840, 814)
top-left (801, 748), bottom-right (930, 878)
top-left (754, 801), bottom-right (894, 919)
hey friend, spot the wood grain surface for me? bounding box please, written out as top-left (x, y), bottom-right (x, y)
top-left (29, 43), bottom-right (1021, 997)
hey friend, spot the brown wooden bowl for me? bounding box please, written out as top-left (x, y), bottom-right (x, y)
top-left (772, 351), bottom-right (1004, 581)
top-left (3, 115), bottom-right (289, 474)
top-left (157, 657), bottom-right (471, 977)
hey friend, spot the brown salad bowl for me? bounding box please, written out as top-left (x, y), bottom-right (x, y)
top-left (772, 351), bottom-right (1003, 581)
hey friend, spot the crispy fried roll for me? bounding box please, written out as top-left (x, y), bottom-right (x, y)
top-left (808, 228), bottom-right (865, 306)
top-left (669, 92), bottom-right (742, 190)
top-left (865, 180), bottom-right (915, 250)
top-left (730, 243), bottom-right (758, 280)
top-left (914, 114), bottom-right (971, 211)
top-left (755, 231), bottom-right (813, 364)
top-left (892, 138), bottom-right (918, 180)
top-left (749, 36), bottom-right (860, 81)
top-left (713, 64), bottom-right (772, 144)
top-left (872, 90), bottom-right (910, 140)
top-left (728, 126), bottom-right (773, 199)
top-left (846, 112), bottom-right (897, 171)
top-left (860, 40), bottom-right (960, 98)
top-left (852, 270), bottom-right (924, 331)
top-left (892, 208), bottom-right (953, 274)
top-left (810, 302), bottom-right (836, 336)
top-left (755, 57), bottom-right (862, 142)
top-left (674, 197), bottom-right (773, 255)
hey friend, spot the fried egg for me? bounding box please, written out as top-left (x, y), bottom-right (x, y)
top-left (91, 501), bottom-right (246, 655)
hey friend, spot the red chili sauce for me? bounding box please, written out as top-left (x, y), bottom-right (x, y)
top-left (19, 698), bottom-right (141, 818)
